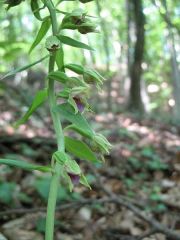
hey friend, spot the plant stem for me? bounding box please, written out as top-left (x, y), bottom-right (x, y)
top-left (44, 1), bottom-right (65, 239)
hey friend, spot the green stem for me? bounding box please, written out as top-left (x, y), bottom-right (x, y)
top-left (44, 1), bottom-right (64, 240)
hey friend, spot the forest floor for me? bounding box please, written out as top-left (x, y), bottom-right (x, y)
top-left (0, 92), bottom-right (180, 240)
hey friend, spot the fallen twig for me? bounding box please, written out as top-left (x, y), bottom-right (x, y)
top-left (0, 197), bottom-right (111, 218)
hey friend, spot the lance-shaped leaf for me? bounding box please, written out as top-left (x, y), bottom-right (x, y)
top-left (31, 0), bottom-right (44, 21)
top-left (54, 103), bottom-right (94, 138)
top-left (57, 35), bottom-right (94, 51)
top-left (65, 136), bottom-right (99, 163)
top-left (1, 55), bottom-right (49, 80)
top-left (0, 159), bottom-right (52, 172)
top-left (15, 89), bottom-right (48, 127)
top-left (29, 17), bottom-right (51, 53)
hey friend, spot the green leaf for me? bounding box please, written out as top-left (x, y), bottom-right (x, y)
top-left (56, 47), bottom-right (64, 71)
top-left (31, 0), bottom-right (44, 21)
top-left (0, 159), bottom-right (52, 172)
top-left (15, 89), bottom-right (48, 127)
top-left (48, 71), bottom-right (70, 84)
top-left (29, 17), bottom-right (51, 53)
top-left (57, 35), bottom-right (94, 51)
top-left (65, 136), bottom-right (99, 163)
top-left (1, 55), bottom-right (49, 80)
top-left (55, 103), bottom-right (94, 138)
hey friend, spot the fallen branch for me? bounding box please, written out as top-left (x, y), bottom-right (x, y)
top-left (0, 197), bottom-right (111, 218)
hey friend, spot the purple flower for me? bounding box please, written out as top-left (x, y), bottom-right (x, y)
top-left (73, 97), bottom-right (85, 113)
top-left (68, 173), bottom-right (80, 185)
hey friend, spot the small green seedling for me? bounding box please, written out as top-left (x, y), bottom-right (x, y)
top-left (1, 1), bottom-right (112, 239)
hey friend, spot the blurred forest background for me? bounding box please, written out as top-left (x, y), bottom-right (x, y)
top-left (0, 0), bottom-right (180, 240)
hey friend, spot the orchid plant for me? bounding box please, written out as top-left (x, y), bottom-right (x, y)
top-left (1, 0), bottom-right (112, 239)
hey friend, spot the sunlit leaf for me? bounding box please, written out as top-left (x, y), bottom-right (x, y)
top-left (15, 88), bottom-right (48, 127)
top-left (1, 55), bottom-right (49, 80)
top-left (58, 35), bottom-right (94, 51)
top-left (29, 17), bottom-right (51, 53)
top-left (31, 0), bottom-right (44, 21)
top-left (55, 103), bottom-right (94, 138)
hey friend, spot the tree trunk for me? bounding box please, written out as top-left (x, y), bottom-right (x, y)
top-left (126, 0), bottom-right (133, 74)
top-left (128, 0), bottom-right (145, 113)
top-left (162, 0), bottom-right (180, 123)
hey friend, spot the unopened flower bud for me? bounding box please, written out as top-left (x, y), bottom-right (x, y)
top-left (93, 133), bottom-right (112, 154)
top-left (45, 36), bottom-right (61, 52)
top-left (78, 22), bottom-right (98, 34)
top-left (62, 9), bottom-right (86, 29)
